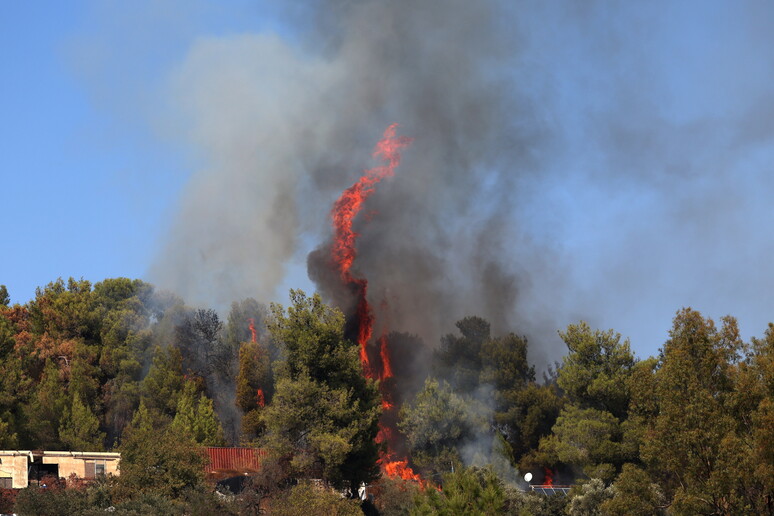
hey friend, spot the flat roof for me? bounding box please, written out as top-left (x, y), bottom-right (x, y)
top-left (0, 450), bottom-right (120, 459)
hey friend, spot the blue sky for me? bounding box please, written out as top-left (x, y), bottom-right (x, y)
top-left (2, 2), bottom-right (181, 302)
top-left (1, 1), bottom-right (294, 303)
top-left (3, 1), bottom-right (774, 361)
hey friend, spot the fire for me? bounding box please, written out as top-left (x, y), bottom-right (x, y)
top-left (543, 467), bottom-right (554, 486)
top-left (248, 318), bottom-right (257, 343)
top-left (329, 124), bottom-right (427, 486)
top-left (381, 458), bottom-right (423, 483)
top-left (256, 388), bottom-right (265, 408)
top-left (378, 335), bottom-right (393, 380)
top-left (331, 123), bottom-right (412, 377)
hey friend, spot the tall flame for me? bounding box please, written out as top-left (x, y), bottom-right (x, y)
top-left (248, 318), bottom-right (257, 343)
top-left (331, 123), bottom-right (412, 376)
top-left (378, 335), bottom-right (393, 380)
top-left (330, 124), bottom-right (425, 485)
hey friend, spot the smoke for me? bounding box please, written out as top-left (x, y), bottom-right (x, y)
top-left (69, 0), bottom-right (774, 364)
top-left (139, 0), bottom-right (564, 366)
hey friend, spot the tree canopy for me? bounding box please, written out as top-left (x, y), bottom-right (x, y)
top-left (1, 277), bottom-right (773, 514)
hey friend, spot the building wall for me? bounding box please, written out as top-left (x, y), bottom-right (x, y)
top-left (0, 451), bottom-right (120, 488)
top-left (42, 453), bottom-right (120, 479)
top-left (0, 453), bottom-right (30, 489)
top-left (43, 456), bottom-right (85, 478)
top-left (104, 458), bottom-right (119, 476)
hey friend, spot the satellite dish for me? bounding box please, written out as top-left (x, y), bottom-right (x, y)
top-left (524, 472), bottom-right (533, 482)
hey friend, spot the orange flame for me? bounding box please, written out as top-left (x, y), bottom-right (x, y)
top-left (381, 458), bottom-right (423, 483)
top-left (379, 335), bottom-right (393, 380)
top-left (248, 318), bottom-right (257, 343)
top-left (256, 388), bottom-right (265, 408)
top-left (329, 124), bottom-right (429, 487)
top-left (543, 467), bottom-right (554, 486)
top-left (331, 123), bottom-right (412, 378)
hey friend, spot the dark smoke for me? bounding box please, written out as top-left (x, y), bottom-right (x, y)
top-left (67, 0), bottom-right (774, 364)
top-left (300, 0), bottom-right (561, 367)
top-left (130, 0), bottom-right (567, 366)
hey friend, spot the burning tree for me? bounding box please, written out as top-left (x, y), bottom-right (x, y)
top-left (259, 290), bottom-right (381, 488)
top-left (236, 318), bottom-right (273, 442)
top-left (318, 123), bottom-right (432, 483)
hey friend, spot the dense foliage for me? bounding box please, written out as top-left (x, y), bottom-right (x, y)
top-left (0, 278), bottom-right (772, 514)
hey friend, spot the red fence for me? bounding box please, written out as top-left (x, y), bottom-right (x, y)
top-left (204, 447), bottom-right (266, 474)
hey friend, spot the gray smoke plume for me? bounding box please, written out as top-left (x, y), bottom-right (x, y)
top-left (143, 0), bottom-right (567, 366)
top-left (81, 0), bottom-right (774, 365)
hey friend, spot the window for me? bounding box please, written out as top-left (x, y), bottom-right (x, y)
top-left (0, 478), bottom-right (12, 489)
top-left (85, 459), bottom-right (107, 478)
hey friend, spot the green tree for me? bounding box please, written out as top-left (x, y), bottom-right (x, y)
top-left (0, 307), bottom-right (29, 446)
top-left (532, 322), bottom-right (639, 484)
top-left (499, 382), bottom-right (564, 467)
top-left (261, 290), bottom-right (381, 488)
top-left (539, 405), bottom-right (632, 483)
top-left (372, 475), bottom-right (422, 516)
top-left (141, 346), bottom-right (185, 416)
top-left (480, 331), bottom-right (563, 467)
top-left (433, 316), bottom-right (491, 393)
top-left (504, 486), bottom-right (569, 516)
top-left (0, 414), bottom-right (17, 448)
top-left (102, 374), bottom-right (142, 446)
top-left (68, 348), bottom-right (101, 407)
top-left (557, 322), bottom-right (636, 418)
top-left (0, 310), bottom-right (14, 359)
top-left (236, 339), bottom-right (273, 441)
top-left (480, 333), bottom-right (534, 394)
top-left (411, 467), bottom-right (505, 516)
top-left (398, 378), bottom-right (484, 476)
top-left (91, 278), bottom-right (153, 314)
top-left (13, 484), bottom-right (90, 516)
top-left (27, 278), bottom-right (99, 342)
top-left (600, 463), bottom-right (665, 516)
top-left (170, 380), bottom-right (225, 446)
top-left (118, 409), bottom-right (207, 499)
top-left (566, 478), bottom-right (614, 516)
top-left (225, 298), bottom-right (270, 355)
top-left (741, 323), bottom-right (774, 510)
top-left (0, 285), bottom-right (9, 306)
top-left (24, 359), bottom-right (69, 447)
top-left (175, 308), bottom-right (223, 378)
top-left (639, 309), bottom-right (756, 515)
top-left (271, 481), bottom-right (362, 516)
top-left (59, 396), bottom-right (105, 450)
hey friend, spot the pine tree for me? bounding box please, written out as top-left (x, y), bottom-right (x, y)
top-left (236, 339), bottom-right (273, 440)
top-left (171, 380), bottom-right (225, 446)
top-left (140, 346), bottom-right (184, 416)
top-left (24, 359), bottom-right (68, 447)
top-left (59, 396), bottom-right (105, 451)
top-left (261, 290), bottom-right (381, 488)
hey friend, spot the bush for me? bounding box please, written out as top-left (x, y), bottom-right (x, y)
top-left (504, 486), bottom-right (570, 516)
top-left (14, 485), bottom-right (89, 516)
top-left (270, 481), bottom-right (362, 516)
top-left (371, 475), bottom-right (421, 516)
top-left (0, 488), bottom-right (17, 514)
top-left (411, 467), bottom-right (505, 515)
top-left (566, 478), bottom-right (614, 516)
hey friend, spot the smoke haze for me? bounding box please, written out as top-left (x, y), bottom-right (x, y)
top-left (72, 0), bottom-right (774, 362)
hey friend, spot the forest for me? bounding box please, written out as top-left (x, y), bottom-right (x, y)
top-left (0, 277), bottom-right (772, 515)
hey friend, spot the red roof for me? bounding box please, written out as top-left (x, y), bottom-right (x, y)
top-left (204, 447), bottom-right (266, 473)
